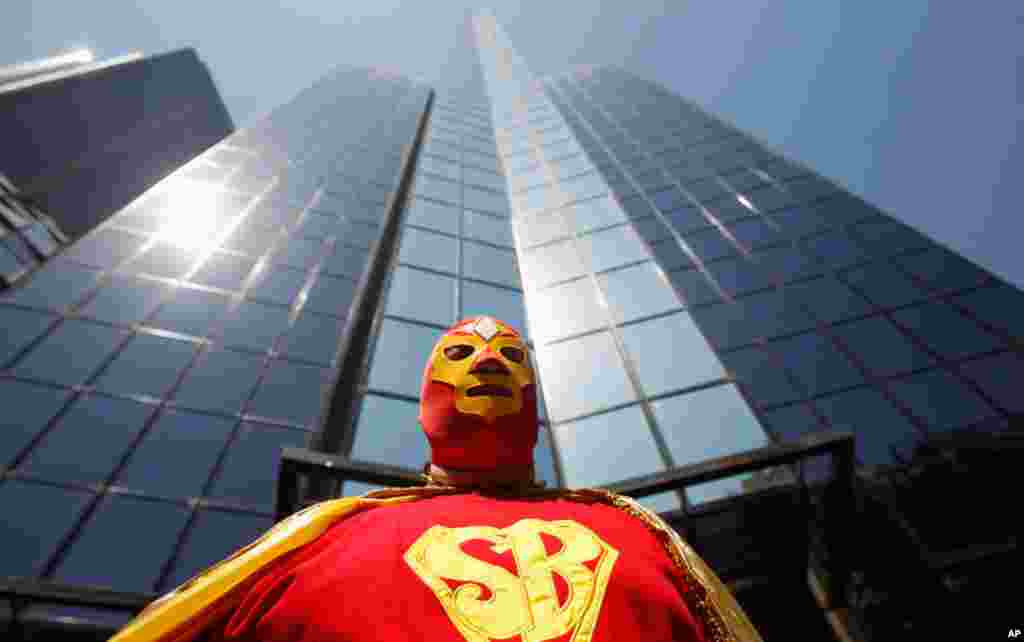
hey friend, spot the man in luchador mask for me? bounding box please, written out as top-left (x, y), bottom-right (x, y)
top-left (111, 317), bottom-right (763, 642)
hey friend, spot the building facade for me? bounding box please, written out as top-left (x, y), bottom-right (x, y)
top-left (0, 48), bottom-right (234, 243)
top-left (1, 14), bottom-right (1020, 640)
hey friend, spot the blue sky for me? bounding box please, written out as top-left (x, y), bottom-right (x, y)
top-left (5, 1), bottom-right (1022, 289)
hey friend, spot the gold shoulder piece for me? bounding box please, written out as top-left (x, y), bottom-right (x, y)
top-left (109, 493), bottom-right (424, 642)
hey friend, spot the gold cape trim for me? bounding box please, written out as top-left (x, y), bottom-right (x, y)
top-left (109, 487), bottom-right (762, 642)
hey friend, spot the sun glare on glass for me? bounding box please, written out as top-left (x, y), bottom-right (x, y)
top-left (156, 182), bottom-right (231, 250)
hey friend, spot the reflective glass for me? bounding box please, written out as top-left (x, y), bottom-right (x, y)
top-left (321, 243), bottom-right (369, 280)
top-left (753, 245), bottom-right (823, 284)
top-left (835, 317), bottom-right (935, 376)
top-left (124, 242), bottom-right (202, 279)
top-left (280, 309), bottom-right (344, 366)
top-left (55, 494), bottom-right (189, 593)
top-left (783, 276), bottom-right (873, 325)
top-left (652, 384), bottom-right (769, 504)
top-left (367, 319), bottom-right (438, 398)
top-left (709, 257), bottom-right (776, 296)
top-left (952, 284), bottom-right (1024, 340)
top-left (526, 277), bottom-right (605, 344)
top-left (959, 351), bottom-right (1024, 414)
top-left (552, 406), bottom-right (664, 487)
top-left (219, 301), bottom-right (291, 352)
top-left (683, 227), bottom-right (740, 263)
top-left (851, 218), bottom-right (930, 257)
top-left (535, 331), bottom-right (635, 422)
top-left (0, 305), bottom-right (57, 367)
top-left (272, 236), bottom-right (326, 270)
top-left (405, 198), bottom-right (460, 236)
top-left (19, 394), bottom-right (153, 484)
top-left (839, 262), bottom-right (929, 309)
top-left (0, 481), bottom-right (92, 577)
top-left (173, 348), bottom-right (265, 414)
top-left (890, 302), bottom-right (1001, 360)
top-left (760, 403), bottom-right (821, 443)
top-left (414, 176), bottom-right (460, 204)
top-left (116, 409), bottom-right (235, 497)
top-left (802, 229), bottom-right (872, 270)
top-left (462, 241), bottom-right (519, 288)
top-left (519, 240), bottom-right (585, 289)
top-left (895, 247), bottom-right (991, 293)
top-left (599, 262), bottom-right (682, 324)
top-left (580, 224), bottom-right (650, 274)
top-left (165, 509), bottom-right (273, 589)
top-left (151, 287), bottom-right (231, 338)
top-left (464, 210), bottom-right (513, 247)
top-left (690, 291), bottom-right (814, 350)
top-left (814, 387), bottom-right (920, 465)
top-left (209, 422), bottom-right (308, 511)
top-left (418, 154), bottom-right (461, 182)
top-left (461, 281), bottom-right (527, 336)
top-left (247, 266), bottom-right (307, 306)
top-left (398, 227), bottom-right (459, 274)
top-left (619, 312), bottom-right (726, 397)
top-left (15, 320), bottom-right (125, 386)
top-left (0, 379), bottom-right (72, 465)
top-left (62, 227), bottom-right (146, 269)
top-left (514, 211), bottom-right (570, 249)
top-left (294, 212), bottom-right (340, 239)
top-left (719, 346), bottom-right (803, 408)
top-left (386, 266), bottom-right (456, 326)
top-left (767, 331), bottom-right (864, 397)
top-left (303, 274), bottom-right (357, 316)
top-left (666, 268), bottom-right (721, 307)
top-left (651, 239), bottom-right (695, 272)
top-left (3, 260), bottom-right (101, 312)
top-left (464, 167), bottom-right (507, 192)
top-left (95, 333), bottom-right (198, 399)
top-left (190, 252), bottom-right (256, 291)
top-left (562, 196), bottom-right (628, 235)
top-left (83, 276), bottom-right (170, 327)
top-left (464, 186), bottom-right (510, 216)
top-left (247, 359), bottom-right (330, 427)
top-left (337, 220), bottom-right (381, 250)
top-left (351, 394), bottom-right (429, 469)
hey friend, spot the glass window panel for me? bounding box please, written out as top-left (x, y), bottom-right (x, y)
top-left (3, 260), bottom-right (101, 312)
top-left (650, 187), bottom-right (690, 213)
top-left (631, 216), bottom-right (672, 245)
top-left (280, 309), bottom-right (344, 366)
top-left (115, 409), bottom-right (235, 497)
top-left (719, 346), bottom-right (803, 408)
top-left (124, 242), bottom-right (202, 279)
top-left (54, 494), bottom-right (190, 593)
top-left (514, 211), bottom-right (570, 249)
top-left (683, 227), bottom-right (740, 263)
top-left (895, 247), bottom-right (991, 293)
top-left (462, 241), bottom-right (520, 288)
top-left (666, 268), bottom-right (721, 307)
top-left (816, 387), bottom-right (921, 465)
top-left (464, 210), bottom-right (513, 247)
top-left (464, 186), bottom-right (510, 216)
top-left (0, 379), bottom-right (72, 465)
top-left (783, 276), bottom-right (873, 325)
top-left (222, 219), bottom-right (281, 255)
top-left (461, 281), bottom-right (527, 337)
top-left (851, 218), bottom-right (930, 257)
top-left (81, 276), bottom-right (172, 327)
top-left (271, 236), bottom-right (326, 270)
top-left (534, 425), bottom-right (559, 488)
top-left (801, 229), bottom-right (872, 270)
top-left (151, 287), bottom-right (231, 338)
top-left (526, 277), bottom-right (605, 344)
top-left (890, 302), bottom-right (1002, 360)
top-left (418, 155), bottom-right (461, 182)
top-left (405, 198), bottom-right (459, 236)
top-left (519, 240), bottom-right (585, 289)
top-left (558, 171), bottom-right (608, 204)
top-left (665, 205), bottom-right (712, 234)
top-left (0, 481), bottom-right (92, 577)
top-left (398, 227), bottom-right (458, 274)
top-left (599, 262), bottom-right (682, 324)
top-left (959, 351), bottom-right (1024, 414)
top-left (96, 333), bottom-right (197, 399)
top-left (618, 195), bottom-right (657, 220)
top-left (952, 284), bottom-right (1024, 340)
top-left (247, 266), bottom-right (307, 307)
top-left (535, 332), bottom-right (636, 422)
top-left (15, 320), bottom-right (125, 386)
top-left (190, 252), bottom-right (256, 291)
top-left (386, 266), bottom-right (455, 326)
top-left (367, 319), bottom-right (437, 398)
top-left (414, 176), bottom-right (460, 204)
top-left (690, 290), bottom-right (815, 350)
top-left (620, 312), bottom-right (727, 397)
top-left (768, 331), bottom-right (864, 397)
top-left (760, 403), bottom-right (822, 443)
top-left (19, 393), bottom-right (152, 485)
top-left (835, 317), bottom-right (935, 377)
top-left (564, 195), bottom-right (627, 235)
top-left (337, 220), bottom-right (381, 250)
top-left (294, 212), bottom-right (339, 239)
top-left (165, 509), bottom-right (273, 589)
top-left (652, 384), bottom-right (769, 504)
top-left (351, 394), bottom-right (429, 469)
top-left (753, 245), bottom-right (823, 284)
top-left (0, 305), bottom-right (57, 367)
top-left (552, 406), bottom-right (664, 487)
top-left (209, 422), bottom-right (308, 511)
top-left (709, 257), bottom-right (776, 296)
top-left (839, 262), bottom-right (929, 309)
top-left (303, 273), bottom-right (357, 316)
top-left (173, 348), bottom-right (265, 414)
top-left (321, 243), bottom-right (369, 280)
top-left (247, 359), bottom-right (331, 427)
top-left (62, 228), bottom-right (146, 269)
top-left (219, 300), bottom-right (291, 352)
top-left (580, 224), bottom-right (650, 274)
top-left (464, 167), bottom-right (506, 192)
top-left (651, 239), bottom-right (695, 272)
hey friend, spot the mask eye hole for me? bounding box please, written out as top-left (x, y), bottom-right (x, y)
top-left (444, 344), bottom-right (474, 361)
top-left (500, 346), bottom-right (525, 363)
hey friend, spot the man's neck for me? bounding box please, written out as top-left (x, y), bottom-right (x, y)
top-left (426, 463), bottom-right (538, 489)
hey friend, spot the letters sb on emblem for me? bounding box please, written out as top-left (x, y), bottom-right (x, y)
top-left (404, 519), bottom-right (619, 642)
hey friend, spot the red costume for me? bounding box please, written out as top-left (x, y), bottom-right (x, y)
top-left (111, 317), bottom-right (762, 642)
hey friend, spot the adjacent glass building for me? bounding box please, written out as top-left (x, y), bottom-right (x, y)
top-left (1, 12), bottom-right (1019, 640)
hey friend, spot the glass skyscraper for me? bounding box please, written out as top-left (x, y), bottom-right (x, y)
top-left (1, 13), bottom-right (1019, 641)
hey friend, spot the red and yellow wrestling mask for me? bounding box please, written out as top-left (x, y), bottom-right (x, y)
top-left (419, 316), bottom-right (538, 472)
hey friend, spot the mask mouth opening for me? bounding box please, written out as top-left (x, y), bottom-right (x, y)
top-left (466, 384), bottom-right (513, 398)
